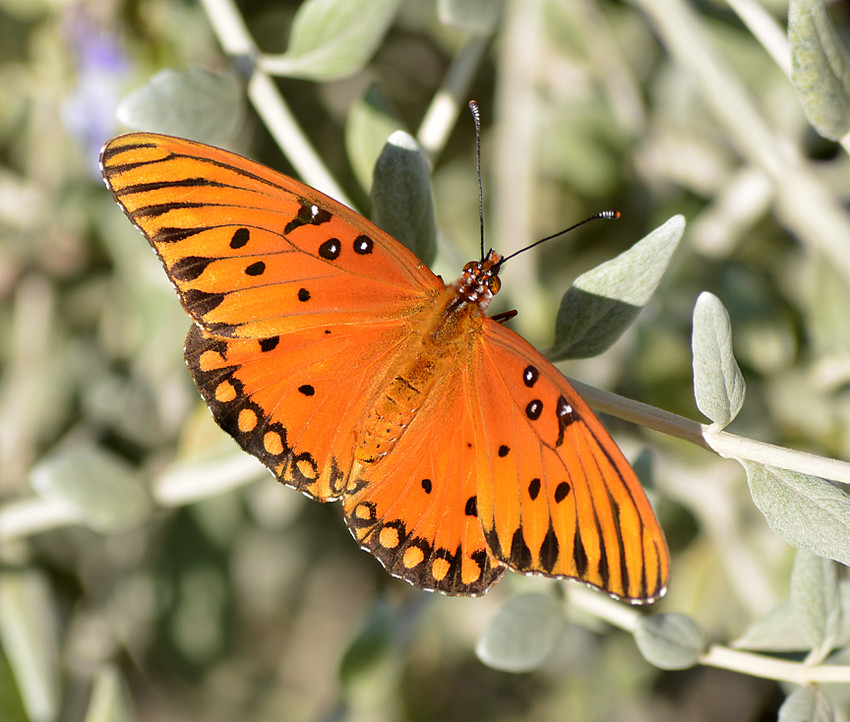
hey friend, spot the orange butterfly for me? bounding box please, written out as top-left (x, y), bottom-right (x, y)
top-left (100, 132), bottom-right (669, 603)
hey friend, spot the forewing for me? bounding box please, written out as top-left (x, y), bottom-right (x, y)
top-left (470, 320), bottom-right (669, 603)
top-left (100, 133), bottom-right (442, 339)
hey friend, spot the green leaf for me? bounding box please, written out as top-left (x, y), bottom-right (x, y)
top-left (0, 569), bottom-right (60, 722)
top-left (265, 0), bottom-right (401, 80)
top-left (743, 462), bottom-right (850, 567)
top-left (778, 685), bottom-right (835, 722)
top-left (345, 84), bottom-right (405, 192)
top-left (438, 0), bottom-right (502, 34)
top-left (30, 445), bottom-right (153, 533)
top-left (84, 664), bottom-right (136, 722)
top-left (634, 613), bottom-right (705, 670)
top-left (733, 600), bottom-right (812, 652)
top-left (691, 292), bottom-right (746, 428)
top-left (789, 0), bottom-right (850, 141)
top-left (370, 131), bottom-right (437, 266)
top-left (549, 215), bottom-right (684, 360)
top-left (790, 550), bottom-right (843, 663)
top-left (475, 594), bottom-right (565, 673)
top-left (116, 68), bottom-right (244, 145)
top-left (338, 599), bottom-right (396, 687)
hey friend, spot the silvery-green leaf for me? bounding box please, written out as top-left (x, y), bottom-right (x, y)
top-left (841, 578), bottom-right (850, 647)
top-left (744, 462), bottom-right (850, 566)
top-left (116, 68), bottom-right (243, 145)
top-left (778, 685), bottom-right (835, 722)
top-left (634, 613), bottom-right (704, 670)
top-left (370, 131), bottom-right (437, 265)
top-left (345, 84), bottom-right (404, 191)
top-left (805, 254), bottom-right (850, 359)
top-left (789, 0), bottom-right (850, 141)
top-left (790, 550), bottom-right (842, 663)
top-left (0, 569), bottom-right (60, 722)
top-left (438, 0), bottom-right (501, 34)
top-left (263, 0), bottom-right (400, 80)
top-left (733, 600), bottom-right (811, 652)
top-left (31, 445), bottom-right (153, 533)
top-left (475, 594), bottom-right (565, 672)
top-left (692, 292), bottom-right (746, 427)
top-left (84, 664), bottom-right (136, 722)
top-left (549, 215), bottom-right (684, 360)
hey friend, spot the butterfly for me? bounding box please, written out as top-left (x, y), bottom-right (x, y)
top-left (100, 131), bottom-right (669, 603)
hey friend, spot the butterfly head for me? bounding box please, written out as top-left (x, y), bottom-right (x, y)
top-left (457, 249), bottom-right (504, 306)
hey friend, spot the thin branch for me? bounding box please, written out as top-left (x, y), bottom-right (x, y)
top-left (569, 378), bottom-right (850, 484)
top-left (568, 585), bottom-right (850, 684)
top-left (417, 35), bottom-right (492, 161)
top-left (199, 0), bottom-right (354, 206)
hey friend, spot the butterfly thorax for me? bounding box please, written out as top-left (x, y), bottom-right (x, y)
top-left (354, 251), bottom-right (504, 465)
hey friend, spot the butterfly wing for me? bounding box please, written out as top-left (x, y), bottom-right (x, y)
top-left (470, 320), bottom-right (669, 603)
top-left (100, 133), bottom-right (442, 339)
top-left (185, 318), bottom-right (424, 501)
top-left (101, 133), bottom-right (443, 501)
top-left (342, 362), bottom-right (505, 595)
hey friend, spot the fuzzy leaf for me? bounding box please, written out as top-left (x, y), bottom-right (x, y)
top-left (476, 594), bottom-right (565, 673)
top-left (31, 445), bottom-right (153, 533)
top-left (549, 215), bottom-right (684, 360)
top-left (789, 0), bottom-right (850, 141)
top-left (634, 613), bottom-right (705, 670)
top-left (266, 0), bottom-right (400, 80)
top-left (733, 600), bottom-right (811, 652)
top-left (744, 462), bottom-right (850, 566)
top-left (790, 550), bottom-right (843, 663)
top-left (345, 84), bottom-right (404, 191)
top-left (692, 292), bottom-right (746, 427)
top-left (84, 664), bottom-right (136, 722)
top-left (371, 131), bottom-right (437, 266)
top-left (116, 68), bottom-right (243, 145)
top-left (778, 685), bottom-right (835, 722)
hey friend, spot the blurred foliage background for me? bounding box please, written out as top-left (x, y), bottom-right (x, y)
top-left (1, 0), bottom-right (850, 720)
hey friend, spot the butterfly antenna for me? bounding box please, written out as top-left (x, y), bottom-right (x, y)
top-left (497, 210), bottom-right (621, 267)
top-left (469, 100), bottom-right (486, 261)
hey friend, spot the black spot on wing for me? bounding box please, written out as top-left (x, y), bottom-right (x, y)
top-left (555, 395), bottom-right (576, 447)
top-left (539, 524), bottom-right (559, 573)
top-left (510, 528), bottom-right (532, 569)
top-left (354, 235), bottom-right (373, 254)
top-left (284, 199), bottom-right (332, 235)
top-left (573, 530), bottom-right (588, 576)
top-left (171, 255), bottom-right (214, 282)
top-left (525, 399), bottom-right (542, 420)
top-left (318, 238), bottom-right (341, 260)
top-left (230, 228), bottom-right (250, 248)
top-left (554, 482), bottom-right (571, 503)
top-left (245, 261), bottom-right (266, 276)
top-left (183, 288), bottom-right (224, 316)
top-left (259, 336), bottom-right (279, 352)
